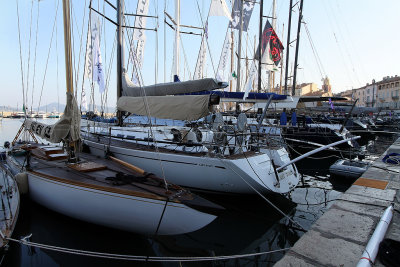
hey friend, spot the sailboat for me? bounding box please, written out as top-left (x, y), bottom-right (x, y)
top-left (6, 0), bottom-right (221, 236)
top-left (82, 0), bottom-right (300, 195)
top-left (0, 150), bottom-right (20, 249)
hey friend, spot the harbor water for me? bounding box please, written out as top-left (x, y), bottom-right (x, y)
top-left (0, 118), bottom-right (397, 266)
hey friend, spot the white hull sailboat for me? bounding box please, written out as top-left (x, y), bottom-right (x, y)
top-left (8, 0), bottom-right (220, 236)
top-left (6, 144), bottom-right (219, 235)
top-left (80, 0), bottom-right (299, 195)
top-left (82, 123), bottom-right (299, 194)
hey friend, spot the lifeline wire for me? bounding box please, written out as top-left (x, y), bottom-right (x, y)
top-left (6, 237), bottom-right (289, 262)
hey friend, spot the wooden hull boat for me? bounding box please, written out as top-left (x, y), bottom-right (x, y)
top-left (7, 143), bottom-right (221, 236)
top-left (0, 150), bottom-right (20, 249)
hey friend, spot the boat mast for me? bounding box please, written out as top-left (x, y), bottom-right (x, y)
top-left (117, 0), bottom-right (125, 125)
top-left (257, 0), bottom-right (263, 93)
top-left (173, 0), bottom-right (180, 80)
top-left (62, 0), bottom-right (74, 94)
top-left (271, 0), bottom-right (276, 92)
top-left (291, 0), bottom-right (304, 96)
top-left (236, 0), bottom-right (244, 93)
top-left (284, 0), bottom-right (293, 95)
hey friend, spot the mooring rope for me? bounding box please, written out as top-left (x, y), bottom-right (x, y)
top-left (6, 236), bottom-right (289, 262)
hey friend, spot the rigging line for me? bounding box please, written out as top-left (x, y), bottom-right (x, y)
top-left (303, 23), bottom-right (325, 80)
top-left (122, 11), bottom-right (169, 192)
top-left (101, 0), bottom-right (108, 113)
top-left (328, 0), bottom-right (362, 85)
top-left (15, 0), bottom-right (26, 115)
top-left (31, 0), bottom-right (40, 114)
top-left (37, 0), bottom-right (60, 113)
top-left (216, 152), bottom-right (305, 231)
top-left (80, 7), bottom-right (91, 112)
top-left (179, 38), bottom-right (193, 80)
top-left (321, 0), bottom-right (354, 86)
top-left (26, 0), bottom-right (35, 112)
top-left (103, 33), bottom-right (117, 114)
top-left (55, 0), bottom-right (60, 114)
top-left (72, 0), bottom-right (89, 96)
top-left (333, 1), bottom-right (368, 81)
top-left (6, 236), bottom-right (290, 262)
top-left (195, 0), bottom-right (216, 77)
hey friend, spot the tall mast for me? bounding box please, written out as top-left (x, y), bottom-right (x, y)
top-left (270, 0), bottom-right (276, 92)
top-left (117, 0), bottom-right (124, 125)
top-left (117, 0), bottom-right (125, 99)
top-left (173, 0), bottom-right (180, 80)
top-left (257, 0), bottom-right (263, 93)
top-left (236, 0), bottom-right (244, 93)
top-left (62, 0), bottom-right (73, 94)
top-left (291, 0), bottom-right (304, 96)
top-left (284, 0), bottom-right (293, 95)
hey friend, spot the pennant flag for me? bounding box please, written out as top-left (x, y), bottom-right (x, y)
top-left (131, 0), bottom-right (149, 70)
top-left (216, 31), bottom-right (231, 81)
top-left (256, 20), bottom-right (284, 71)
top-left (194, 21), bottom-right (208, 79)
top-left (84, 15), bottom-right (105, 93)
top-left (91, 16), bottom-right (105, 93)
top-left (229, 0), bottom-right (255, 32)
top-left (209, 0), bottom-right (232, 21)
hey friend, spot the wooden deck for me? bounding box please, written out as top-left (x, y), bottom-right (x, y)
top-left (10, 144), bottom-right (195, 203)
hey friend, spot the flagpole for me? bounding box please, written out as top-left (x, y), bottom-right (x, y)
top-left (291, 0), bottom-right (304, 96)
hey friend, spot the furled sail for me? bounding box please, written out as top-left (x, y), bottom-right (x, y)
top-left (25, 92), bottom-right (81, 143)
top-left (121, 72), bottom-right (227, 97)
top-left (117, 95), bottom-right (212, 121)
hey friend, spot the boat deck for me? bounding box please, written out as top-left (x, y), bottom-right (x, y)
top-left (10, 144), bottom-right (193, 203)
top-left (82, 132), bottom-right (261, 160)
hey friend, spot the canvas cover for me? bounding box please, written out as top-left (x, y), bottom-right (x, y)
top-left (25, 92), bottom-right (81, 143)
top-left (122, 72), bottom-right (227, 97)
top-left (117, 95), bottom-right (211, 121)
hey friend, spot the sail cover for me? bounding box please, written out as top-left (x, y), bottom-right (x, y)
top-left (122, 72), bottom-right (227, 97)
top-left (25, 92), bottom-right (81, 143)
top-left (117, 95), bottom-right (211, 121)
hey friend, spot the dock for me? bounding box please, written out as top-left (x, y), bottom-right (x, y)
top-left (276, 137), bottom-right (400, 266)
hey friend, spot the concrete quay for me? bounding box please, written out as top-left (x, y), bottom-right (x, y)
top-left (276, 137), bottom-right (400, 266)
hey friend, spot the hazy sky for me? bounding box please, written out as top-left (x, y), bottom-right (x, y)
top-left (1, 0), bottom-right (399, 111)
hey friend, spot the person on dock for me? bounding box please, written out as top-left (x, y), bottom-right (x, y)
top-left (280, 108), bottom-right (287, 126)
top-left (291, 109), bottom-right (297, 126)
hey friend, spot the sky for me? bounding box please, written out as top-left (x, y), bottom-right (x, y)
top-left (1, 0), bottom-right (399, 111)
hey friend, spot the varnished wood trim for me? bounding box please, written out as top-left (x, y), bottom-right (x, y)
top-left (28, 170), bottom-right (179, 203)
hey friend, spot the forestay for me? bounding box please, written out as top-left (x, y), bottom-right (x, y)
top-left (25, 92), bottom-right (81, 143)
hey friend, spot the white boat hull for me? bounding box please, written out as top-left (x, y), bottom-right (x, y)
top-left (84, 138), bottom-right (299, 194)
top-left (26, 171), bottom-right (217, 235)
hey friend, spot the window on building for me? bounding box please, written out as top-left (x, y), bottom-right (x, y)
top-left (396, 82), bottom-right (399, 87)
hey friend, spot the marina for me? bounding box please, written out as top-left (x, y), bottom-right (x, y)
top-left (0, 118), bottom-right (398, 266)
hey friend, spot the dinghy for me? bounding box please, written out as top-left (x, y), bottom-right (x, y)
top-left (329, 159), bottom-right (370, 179)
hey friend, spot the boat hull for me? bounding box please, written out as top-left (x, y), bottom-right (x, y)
top-left (83, 138), bottom-right (299, 194)
top-left (25, 171), bottom-right (216, 235)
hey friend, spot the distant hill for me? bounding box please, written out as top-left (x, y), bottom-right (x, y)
top-left (0, 102), bottom-right (115, 113)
